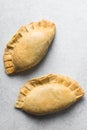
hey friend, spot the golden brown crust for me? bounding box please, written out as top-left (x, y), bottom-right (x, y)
top-left (3, 33), bottom-right (22, 74)
top-left (3, 20), bottom-right (56, 74)
top-left (3, 49), bottom-right (15, 74)
top-left (15, 74), bottom-right (84, 115)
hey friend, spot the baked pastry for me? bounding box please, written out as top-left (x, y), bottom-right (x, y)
top-left (3, 20), bottom-right (56, 74)
top-left (15, 74), bottom-right (84, 116)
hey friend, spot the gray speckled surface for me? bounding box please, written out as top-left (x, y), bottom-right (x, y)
top-left (0, 0), bottom-right (87, 129)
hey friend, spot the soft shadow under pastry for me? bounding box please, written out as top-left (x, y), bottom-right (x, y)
top-left (3, 20), bottom-right (56, 74)
top-left (15, 74), bottom-right (84, 116)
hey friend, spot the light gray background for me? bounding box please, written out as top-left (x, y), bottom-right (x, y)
top-left (0, 0), bottom-right (87, 130)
